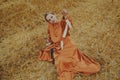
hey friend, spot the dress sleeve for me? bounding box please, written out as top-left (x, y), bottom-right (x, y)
top-left (60, 15), bottom-right (72, 37)
top-left (61, 15), bottom-right (72, 25)
top-left (47, 24), bottom-right (52, 42)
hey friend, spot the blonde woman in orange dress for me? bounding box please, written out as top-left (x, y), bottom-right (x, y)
top-left (39, 9), bottom-right (100, 80)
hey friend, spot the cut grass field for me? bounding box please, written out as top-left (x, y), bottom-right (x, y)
top-left (0, 0), bottom-right (120, 80)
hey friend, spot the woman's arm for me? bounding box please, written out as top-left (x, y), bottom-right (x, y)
top-left (61, 9), bottom-right (72, 24)
top-left (60, 9), bottom-right (73, 49)
top-left (46, 24), bottom-right (53, 46)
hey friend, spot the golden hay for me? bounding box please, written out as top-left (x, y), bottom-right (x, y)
top-left (0, 0), bottom-right (120, 80)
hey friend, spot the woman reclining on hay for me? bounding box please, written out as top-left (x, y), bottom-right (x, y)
top-left (39, 9), bottom-right (100, 80)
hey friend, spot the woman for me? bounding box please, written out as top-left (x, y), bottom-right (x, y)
top-left (39, 9), bottom-right (100, 80)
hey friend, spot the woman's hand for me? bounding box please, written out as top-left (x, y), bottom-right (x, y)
top-left (61, 9), bottom-right (68, 16)
top-left (44, 38), bottom-right (52, 46)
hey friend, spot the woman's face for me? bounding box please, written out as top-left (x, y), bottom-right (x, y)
top-left (46, 13), bottom-right (58, 23)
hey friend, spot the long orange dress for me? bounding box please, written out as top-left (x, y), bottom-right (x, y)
top-left (39, 16), bottom-right (100, 80)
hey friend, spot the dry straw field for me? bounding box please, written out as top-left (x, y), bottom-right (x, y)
top-left (0, 0), bottom-right (120, 80)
